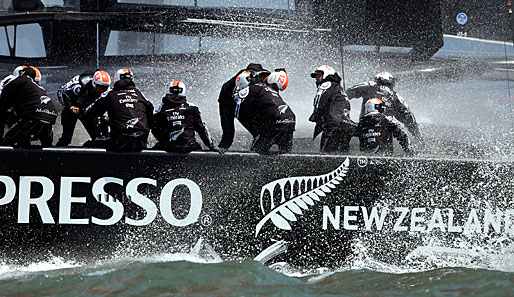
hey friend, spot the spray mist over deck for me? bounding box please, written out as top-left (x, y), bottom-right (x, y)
top-left (52, 29), bottom-right (514, 159)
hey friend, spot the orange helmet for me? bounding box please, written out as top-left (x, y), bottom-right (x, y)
top-left (169, 80), bottom-right (186, 96)
top-left (267, 70), bottom-right (289, 91)
top-left (92, 70), bottom-right (111, 87)
top-left (32, 67), bottom-right (42, 83)
top-left (30, 66), bottom-right (41, 83)
top-left (114, 68), bottom-right (133, 82)
top-left (236, 71), bottom-right (253, 90)
top-left (13, 65), bottom-right (41, 83)
top-left (364, 98), bottom-right (385, 115)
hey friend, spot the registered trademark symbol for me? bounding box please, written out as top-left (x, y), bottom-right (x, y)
top-left (357, 157), bottom-right (368, 167)
top-left (201, 215), bottom-right (212, 226)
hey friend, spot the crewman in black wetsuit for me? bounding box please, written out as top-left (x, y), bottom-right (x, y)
top-left (309, 65), bottom-right (357, 153)
top-left (346, 72), bottom-right (423, 142)
top-left (84, 68), bottom-right (154, 152)
top-left (0, 66), bottom-right (58, 148)
top-left (357, 98), bottom-right (413, 155)
top-left (233, 70), bottom-right (296, 154)
top-left (152, 80), bottom-right (223, 154)
top-left (0, 65), bottom-right (43, 139)
top-left (217, 63), bottom-right (270, 152)
top-left (56, 70), bottom-right (111, 146)
top-left (0, 65), bottom-right (35, 95)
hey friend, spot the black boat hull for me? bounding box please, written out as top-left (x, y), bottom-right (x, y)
top-left (1, 147), bottom-right (513, 268)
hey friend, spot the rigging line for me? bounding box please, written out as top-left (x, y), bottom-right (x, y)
top-left (96, 0), bottom-right (100, 69)
top-left (13, 25), bottom-right (16, 58)
top-left (338, 4), bottom-right (346, 90)
top-left (504, 5), bottom-right (513, 132)
top-left (340, 39), bottom-right (346, 90)
top-left (4, 26), bottom-right (13, 57)
top-left (503, 39), bottom-right (511, 101)
top-left (96, 23), bottom-right (100, 69)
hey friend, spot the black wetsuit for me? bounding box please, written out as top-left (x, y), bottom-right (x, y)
top-left (346, 81), bottom-right (422, 141)
top-left (234, 83), bottom-right (296, 154)
top-left (0, 75), bottom-right (17, 97)
top-left (0, 74), bottom-right (17, 139)
top-left (152, 93), bottom-right (215, 153)
top-left (56, 74), bottom-right (108, 146)
top-left (85, 78), bottom-right (154, 152)
top-left (309, 74), bottom-right (357, 153)
top-left (218, 71), bottom-right (241, 150)
top-left (0, 75), bottom-right (57, 147)
top-left (218, 64), bottom-right (267, 150)
top-left (357, 113), bottom-right (412, 155)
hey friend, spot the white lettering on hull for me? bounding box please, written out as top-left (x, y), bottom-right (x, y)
top-left (321, 205), bottom-right (514, 236)
top-left (0, 175), bottom-right (203, 226)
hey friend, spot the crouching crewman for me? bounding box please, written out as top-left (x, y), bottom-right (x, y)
top-left (357, 98), bottom-right (413, 156)
top-left (0, 66), bottom-right (57, 148)
top-left (56, 70), bottom-right (111, 146)
top-left (152, 80), bottom-right (223, 154)
top-left (84, 68), bottom-right (154, 152)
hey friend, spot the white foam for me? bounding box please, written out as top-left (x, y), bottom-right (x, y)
top-left (0, 257), bottom-right (81, 280)
top-left (342, 234), bottom-right (514, 274)
top-left (133, 252), bottom-right (219, 264)
top-left (85, 268), bottom-right (117, 276)
top-left (0, 249), bottom-right (226, 281)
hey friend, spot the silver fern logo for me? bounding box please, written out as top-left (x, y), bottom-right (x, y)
top-left (169, 128), bottom-right (184, 141)
top-left (126, 117), bottom-right (139, 129)
top-left (40, 96), bottom-right (51, 104)
top-left (255, 157), bottom-right (350, 236)
top-left (278, 105), bottom-right (288, 114)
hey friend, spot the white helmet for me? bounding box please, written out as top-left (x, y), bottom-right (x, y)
top-left (374, 72), bottom-right (396, 88)
top-left (236, 71), bottom-right (253, 90)
top-left (310, 65), bottom-right (336, 80)
top-left (114, 68), bottom-right (134, 83)
top-left (92, 70), bottom-right (111, 87)
top-left (13, 65), bottom-right (41, 83)
top-left (13, 65), bottom-right (27, 77)
top-left (364, 98), bottom-right (385, 116)
top-left (169, 80), bottom-right (186, 96)
top-left (267, 70), bottom-right (289, 91)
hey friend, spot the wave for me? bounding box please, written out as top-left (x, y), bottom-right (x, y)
top-left (3, 232), bottom-right (514, 282)
top-left (1, 257), bottom-right (513, 297)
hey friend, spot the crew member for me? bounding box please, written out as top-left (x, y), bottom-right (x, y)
top-left (0, 66), bottom-right (57, 148)
top-left (231, 70), bottom-right (259, 138)
top-left (233, 70), bottom-right (295, 154)
top-left (309, 65), bottom-right (356, 153)
top-left (346, 72), bottom-right (422, 142)
top-left (218, 63), bottom-right (270, 152)
top-left (56, 70), bottom-right (111, 146)
top-left (0, 65), bottom-right (42, 139)
top-left (0, 65), bottom-right (35, 94)
top-left (152, 80), bottom-right (223, 154)
top-left (84, 68), bottom-right (154, 152)
top-left (357, 98), bottom-right (412, 155)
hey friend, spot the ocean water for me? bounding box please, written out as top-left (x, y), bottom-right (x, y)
top-left (1, 251), bottom-right (514, 297)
